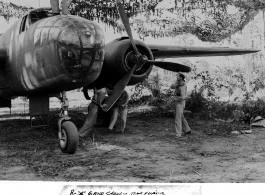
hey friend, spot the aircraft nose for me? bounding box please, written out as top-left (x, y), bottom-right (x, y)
top-left (57, 22), bottom-right (105, 79)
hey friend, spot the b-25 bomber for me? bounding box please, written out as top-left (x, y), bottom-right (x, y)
top-left (0, 0), bottom-right (259, 154)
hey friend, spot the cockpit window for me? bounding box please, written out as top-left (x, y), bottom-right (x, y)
top-left (29, 9), bottom-right (53, 25)
top-left (20, 15), bottom-right (29, 33)
top-left (20, 9), bottom-right (52, 34)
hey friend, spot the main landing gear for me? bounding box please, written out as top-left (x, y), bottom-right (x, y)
top-left (57, 92), bottom-right (79, 154)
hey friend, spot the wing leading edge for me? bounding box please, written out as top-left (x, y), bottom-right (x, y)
top-left (148, 44), bottom-right (260, 59)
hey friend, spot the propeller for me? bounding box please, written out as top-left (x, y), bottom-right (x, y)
top-left (102, 0), bottom-right (191, 112)
top-left (102, 0), bottom-right (140, 112)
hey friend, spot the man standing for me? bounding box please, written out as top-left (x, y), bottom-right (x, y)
top-left (171, 73), bottom-right (191, 138)
top-left (108, 89), bottom-right (129, 133)
top-left (79, 87), bottom-right (107, 138)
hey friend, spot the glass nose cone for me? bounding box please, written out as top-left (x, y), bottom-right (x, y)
top-left (57, 22), bottom-right (104, 79)
top-left (58, 25), bottom-right (80, 47)
top-left (78, 20), bottom-right (105, 49)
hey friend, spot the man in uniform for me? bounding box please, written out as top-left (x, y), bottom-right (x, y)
top-left (170, 73), bottom-right (191, 138)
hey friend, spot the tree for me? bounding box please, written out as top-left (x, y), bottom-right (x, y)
top-left (1, 0), bottom-right (264, 42)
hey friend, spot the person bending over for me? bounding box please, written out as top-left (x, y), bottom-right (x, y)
top-left (108, 89), bottom-right (129, 133)
top-left (79, 87), bottom-right (107, 138)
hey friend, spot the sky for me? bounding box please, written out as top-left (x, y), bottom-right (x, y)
top-left (0, 0), bottom-right (241, 44)
top-left (0, 0), bottom-right (239, 13)
top-left (0, 0), bottom-right (127, 42)
top-left (0, 0), bottom-right (58, 33)
top-left (1, 0), bottom-right (54, 8)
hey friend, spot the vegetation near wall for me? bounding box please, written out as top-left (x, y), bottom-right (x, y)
top-left (129, 65), bottom-right (265, 124)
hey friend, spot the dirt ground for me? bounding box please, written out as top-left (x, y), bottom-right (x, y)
top-left (1, 107), bottom-right (265, 183)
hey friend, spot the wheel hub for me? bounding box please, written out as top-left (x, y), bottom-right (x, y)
top-left (59, 129), bottom-right (67, 148)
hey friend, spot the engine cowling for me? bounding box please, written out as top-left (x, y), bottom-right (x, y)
top-left (91, 37), bottom-right (153, 88)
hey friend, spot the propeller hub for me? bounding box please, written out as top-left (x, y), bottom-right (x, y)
top-left (137, 55), bottom-right (148, 64)
top-left (125, 52), bottom-right (149, 72)
top-left (135, 55), bottom-right (148, 71)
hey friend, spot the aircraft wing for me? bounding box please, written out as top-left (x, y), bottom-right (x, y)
top-left (0, 48), bottom-right (7, 65)
top-left (148, 44), bottom-right (260, 59)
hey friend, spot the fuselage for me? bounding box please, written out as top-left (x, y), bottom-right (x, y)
top-left (0, 8), bottom-right (105, 98)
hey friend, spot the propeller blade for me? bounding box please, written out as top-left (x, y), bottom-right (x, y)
top-left (50, 0), bottom-right (59, 14)
top-left (102, 0), bottom-right (145, 112)
top-left (61, 0), bottom-right (68, 15)
top-left (148, 44), bottom-right (260, 59)
top-left (102, 65), bottom-right (137, 112)
top-left (146, 60), bottom-right (192, 72)
top-left (116, 0), bottom-right (139, 55)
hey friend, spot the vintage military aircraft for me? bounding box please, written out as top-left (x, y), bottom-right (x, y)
top-left (0, 0), bottom-right (259, 154)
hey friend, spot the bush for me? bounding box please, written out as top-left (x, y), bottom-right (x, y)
top-left (185, 90), bottom-right (206, 114)
top-left (238, 98), bottom-right (265, 124)
top-left (128, 67), bottom-right (265, 122)
top-left (128, 95), bottom-right (151, 105)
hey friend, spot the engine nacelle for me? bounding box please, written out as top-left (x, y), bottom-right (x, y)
top-left (91, 37), bottom-right (153, 88)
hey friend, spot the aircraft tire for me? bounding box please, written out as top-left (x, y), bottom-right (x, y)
top-left (59, 121), bottom-right (79, 154)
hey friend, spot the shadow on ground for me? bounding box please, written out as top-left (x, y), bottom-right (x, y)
top-left (1, 109), bottom-right (265, 182)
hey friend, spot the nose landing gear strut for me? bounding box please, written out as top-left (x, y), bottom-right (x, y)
top-left (58, 91), bottom-right (79, 154)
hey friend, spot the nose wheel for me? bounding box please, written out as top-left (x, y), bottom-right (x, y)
top-left (57, 92), bottom-right (79, 154)
top-left (58, 120), bottom-right (79, 154)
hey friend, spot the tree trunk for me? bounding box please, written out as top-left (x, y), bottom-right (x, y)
top-left (263, 10), bottom-right (265, 52)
